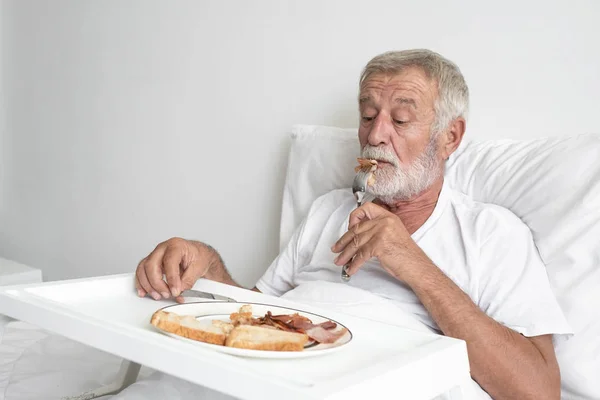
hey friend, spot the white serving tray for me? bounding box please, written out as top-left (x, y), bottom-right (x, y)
top-left (0, 274), bottom-right (470, 400)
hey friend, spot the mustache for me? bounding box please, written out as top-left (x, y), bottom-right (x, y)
top-left (360, 146), bottom-right (400, 167)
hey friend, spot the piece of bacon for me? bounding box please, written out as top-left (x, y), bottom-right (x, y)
top-left (254, 312), bottom-right (298, 332)
top-left (317, 320), bottom-right (337, 330)
top-left (268, 313), bottom-right (308, 331)
top-left (269, 313), bottom-right (339, 333)
top-left (270, 313), bottom-right (311, 324)
top-left (304, 326), bottom-right (348, 344)
top-left (235, 310), bottom-right (345, 343)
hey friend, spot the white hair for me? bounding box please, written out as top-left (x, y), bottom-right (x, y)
top-left (360, 49), bottom-right (469, 136)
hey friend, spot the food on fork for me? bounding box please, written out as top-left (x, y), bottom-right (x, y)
top-left (150, 305), bottom-right (348, 351)
top-left (354, 158), bottom-right (378, 173)
top-left (354, 158), bottom-right (378, 186)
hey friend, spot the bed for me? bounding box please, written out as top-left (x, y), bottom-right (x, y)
top-left (1, 124), bottom-right (599, 399)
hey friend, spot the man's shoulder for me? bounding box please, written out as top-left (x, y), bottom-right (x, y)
top-left (445, 185), bottom-right (528, 236)
top-left (292, 188), bottom-right (356, 243)
top-left (307, 188), bottom-right (355, 216)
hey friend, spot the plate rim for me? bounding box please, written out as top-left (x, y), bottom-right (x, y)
top-left (154, 300), bottom-right (353, 355)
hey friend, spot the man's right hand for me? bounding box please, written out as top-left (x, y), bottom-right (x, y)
top-left (135, 237), bottom-right (215, 303)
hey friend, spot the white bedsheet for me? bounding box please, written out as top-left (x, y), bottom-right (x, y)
top-left (0, 282), bottom-right (488, 400)
top-left (0, 320), bottom-right (233, 400)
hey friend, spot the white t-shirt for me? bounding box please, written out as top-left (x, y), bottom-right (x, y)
top-left (257, 181), bottom-right (572, 338)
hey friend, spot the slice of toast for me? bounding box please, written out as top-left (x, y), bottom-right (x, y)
top-left (212, 319), bottom-right (235, 335)
top-left (151, 310), bottom-right (228, 345)
top-left (225, 324), bottom-right (309, 351)
top-left (151, 310), bottom-right (183, 335)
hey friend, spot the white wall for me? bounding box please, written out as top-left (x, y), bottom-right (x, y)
top-left (1, 0), bottom-right (599, 287)
top-left (0, 0), bottom-right (7, 229)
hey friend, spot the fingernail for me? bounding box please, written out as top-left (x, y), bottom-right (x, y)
top-left (151, 292), bottom-right (161, 300)
top-left (137, 289), bottom-right (144, 297)
top-left (333, 255), bottom-right (340, 263)
top-left (171, 287), bottom-right (180, 297)
top-left (160, 291), bottom-right (170, 299)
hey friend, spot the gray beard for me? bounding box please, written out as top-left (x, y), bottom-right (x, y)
top-left (361, 139), bottom-right (442, 203)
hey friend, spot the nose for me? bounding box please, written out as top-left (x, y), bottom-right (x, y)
top-left (367, 114), bottom-right (391, 147)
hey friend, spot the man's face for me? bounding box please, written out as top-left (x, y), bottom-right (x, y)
top-left (358, 68), bottom-right (444, 202)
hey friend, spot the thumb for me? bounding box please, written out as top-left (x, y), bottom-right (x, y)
top-left (174, 263), bottom-right (203, 304)
top-left (174, 268), bottom-right (196, 304)
top-left (180, 266), bottom-right (198, 292)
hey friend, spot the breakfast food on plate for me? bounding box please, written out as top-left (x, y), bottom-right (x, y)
top-left (229, 304), bottom-right (254, 326)
top-left (225, 325), bottom-right (308, 351)
top-left (150, 305), bottom-right (348, 352)
top-left (251, 311), bottom-right (347, 344)
top-left (151, 311), bottom-right (229, 345)
top-left (211, 319), bottom-right (235, 335)
top-left (354, 158), bottom-right (378, 186)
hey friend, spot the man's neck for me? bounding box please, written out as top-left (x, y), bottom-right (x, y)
top-left (374, 178), bottom-right (444, 235)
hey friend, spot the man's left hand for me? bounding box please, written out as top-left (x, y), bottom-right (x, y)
top-left (331, 202), bottom-right (431, 281)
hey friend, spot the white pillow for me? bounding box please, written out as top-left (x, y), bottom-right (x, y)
top-left (280, 124), bottom-right (600, 399)
top-left (279, 125), bottom-right (360, 251)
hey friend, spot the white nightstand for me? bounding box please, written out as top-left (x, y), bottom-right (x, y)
top-left (0, 257), bottom-right (43, 286)
top-left (0, 257), bottom-right (43, 333)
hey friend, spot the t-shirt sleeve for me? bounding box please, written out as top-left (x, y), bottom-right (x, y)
top-left (476, 209), bottom-right (573, 339)
top-left (255, 217), bottom-right (306, 297)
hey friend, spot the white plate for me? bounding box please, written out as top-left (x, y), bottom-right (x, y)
top-left (153, 301), bottom-right (353, 359)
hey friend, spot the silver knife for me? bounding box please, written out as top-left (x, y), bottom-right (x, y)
top-left (180, 289), bottom-right (236, 302)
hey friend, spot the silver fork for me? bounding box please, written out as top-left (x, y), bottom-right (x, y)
top-left (341, 168), bottom-right (372, 282)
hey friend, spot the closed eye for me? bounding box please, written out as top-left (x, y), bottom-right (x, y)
top-left (362, 116), bottom-right (374, 122)
top-left (393, 119), bottom-right (406, 125)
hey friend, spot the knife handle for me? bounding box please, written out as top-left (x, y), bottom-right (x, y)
top-left (341, 265), bottom-right (351, 282)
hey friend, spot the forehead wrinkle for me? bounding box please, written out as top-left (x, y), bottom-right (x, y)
top-left (360, 71), bottom-right (436, 108)
top-left (393, 97), bottom-right (417, 109)
top-left (360, 85), bottom-right (425, 109)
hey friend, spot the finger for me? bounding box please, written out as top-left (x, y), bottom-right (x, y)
top-left (136, 262), bottom-right (156, 299)
top-left (331, 218), bottom-right (378, 253)
top-left (345, 242), bottom-right (375, 275)
top-left (162, 246), bottom-right (184, 297)
top-left (180, 265), bottom-right (199, 293)
top-left (135, 259), bottom-right (148, 298)
top-left (175, 295), bottom-right (185, 304)
top-left (144, 245), bottom-right (171, 299)
top-left (333, 226), bottom-right (377, 266)
top-left (348, 202), bottom-right (387, 230)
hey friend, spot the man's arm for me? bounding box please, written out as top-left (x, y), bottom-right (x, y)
top-left (332, 203), bottom-right (561, 399)
top-left (403, 257), bottom-right (560, 400)
top-left (201, 243), bottom-right (240, 287)
top-left (135, 238), bottom-right (261, 302)
top-left (200, 243), bottom-right (262, 293)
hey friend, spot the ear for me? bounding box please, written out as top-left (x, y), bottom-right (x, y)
top-left (439, 117), bottom-right (466, 160)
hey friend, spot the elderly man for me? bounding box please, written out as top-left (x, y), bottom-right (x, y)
top-left (135, 49), bottom-right (570, 399)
